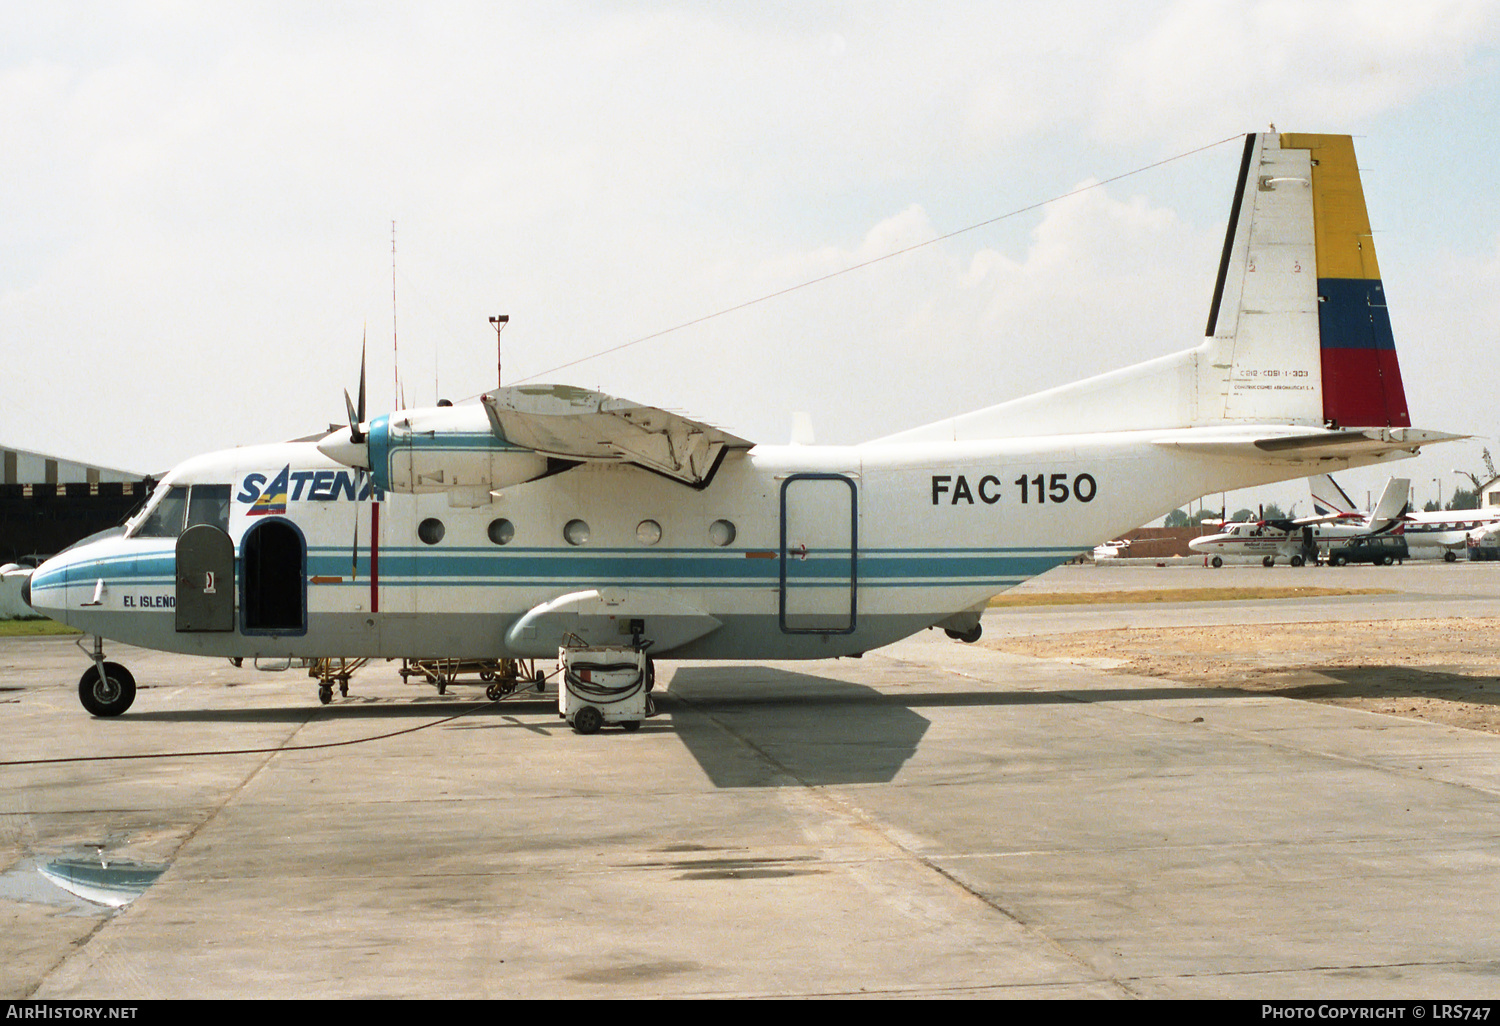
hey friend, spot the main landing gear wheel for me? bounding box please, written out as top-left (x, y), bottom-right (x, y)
top-left (944, 624), bottom-right (983, 643)
top-left (1262, 556), bottom-right (1275, 568)
top-left (572, 705), bottom-right (604, 735)
top-left (1446, 551), bottom-right (1458, 563)
top-left (79, 662), bottom-right (136, 717)
top-left (1290, 555), bottom-right (1304, 567)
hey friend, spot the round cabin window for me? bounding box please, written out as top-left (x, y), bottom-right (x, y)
top-left (564, 519), bottom-right (590, 546)
top-left (418, 518), bottom-right (445, 545)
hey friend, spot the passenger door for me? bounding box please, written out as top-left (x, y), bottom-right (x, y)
top-left (176, 524), bottom-right (235, 631)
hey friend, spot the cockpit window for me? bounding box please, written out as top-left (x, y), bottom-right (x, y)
top-left (134, 486), bottom-right (189, 538)
top-left (187, 485), bottom-right (231, 532)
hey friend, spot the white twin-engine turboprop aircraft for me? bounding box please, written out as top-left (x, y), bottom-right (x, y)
top-left (1306, 472), bottom-right (1500, 561)
top-left (1188, 475), bottom-right (1411, 568)
top-left (27, 132), bottom-right (1460, 720)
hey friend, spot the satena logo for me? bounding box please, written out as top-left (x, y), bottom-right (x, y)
top-left (246, 466), bottom-right (290, 515)
top-left (238, 466), bottom-right (383, 514)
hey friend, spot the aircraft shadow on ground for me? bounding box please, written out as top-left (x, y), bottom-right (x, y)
top-left (122, 693), bottom-right (555, 725)
top-left (114, 665), bottom-right (1500, 775)
top-left (1234, 665), bottom-right (1500, 706)
top-left (662, 666), bottom-right (931, 788)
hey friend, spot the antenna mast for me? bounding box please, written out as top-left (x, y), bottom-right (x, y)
top-left (391, 220), bottom-right (400, 407)
top-left (490, 314), bottom-right (509, 390)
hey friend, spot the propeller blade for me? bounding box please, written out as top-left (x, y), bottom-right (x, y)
top-left (357, 333), bottom-right (367, 426)
top-left (351, 468), bottom-right (364, 579)
top-left (344, 389), bottom-right (365, 444)
top-left (342, 332), bottom-right (369, 444)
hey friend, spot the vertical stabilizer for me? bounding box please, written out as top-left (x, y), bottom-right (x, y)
top-left (877, 131), bottom-right (1427, 446)
top-left (1209, 133), bottom-right (1410, 429)
top-left (1282, 133), bottom-right (1410, 429)
top-left (1368, 476), bottom-right (1412, 531)
top-left (1309, 473), bottom-right (1358, 517)
top-left (1205, 133), bottom-right (1322, 424)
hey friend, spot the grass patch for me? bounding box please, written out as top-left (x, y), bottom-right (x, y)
top-left (988, 586), bottom-right (1398, 608)
top-left (0, 618), bottom-right (83, 637)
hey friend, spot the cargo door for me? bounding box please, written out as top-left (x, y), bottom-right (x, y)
top-left (780, 474), bottom-right (857, 634)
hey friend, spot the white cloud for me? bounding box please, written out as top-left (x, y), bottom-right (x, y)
top-left (1096, 0), bottom-right (1500, 144)
top-left (3, 2), bottom-right (1499, 475)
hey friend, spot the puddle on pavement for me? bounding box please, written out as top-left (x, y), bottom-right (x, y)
top-left (0, 847), bottom-right (167, 912)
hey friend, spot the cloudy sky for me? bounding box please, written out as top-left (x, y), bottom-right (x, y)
top-left (5, 1), bottom-right (1499, 515)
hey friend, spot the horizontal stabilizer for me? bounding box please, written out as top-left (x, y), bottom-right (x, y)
top-left (504, 588), bottom-right (723, 657)
top-left (1155, 426), bottom-right (1464, 462)
top-left (483, 385), bottom-right (753, 487)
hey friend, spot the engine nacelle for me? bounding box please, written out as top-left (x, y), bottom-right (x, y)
top-left (319, 406), bottom-right (553, 496)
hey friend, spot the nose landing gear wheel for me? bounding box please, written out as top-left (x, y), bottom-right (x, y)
top-left (79, 662), bottom-right (137, 717)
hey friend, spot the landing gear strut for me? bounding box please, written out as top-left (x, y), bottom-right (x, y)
top-left (76, 636), bottom-right (136, 717)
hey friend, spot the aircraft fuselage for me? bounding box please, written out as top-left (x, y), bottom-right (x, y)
top-left (27, 429), bottom-right (1346, 662)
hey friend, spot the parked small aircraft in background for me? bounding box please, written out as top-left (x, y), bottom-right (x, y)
top-left (1309, 472), bottom-right (1500, 561)
top-left (1190, 477), bottom-right (1409, 567)
top-left (26, 132), bottom-right (1461, 722)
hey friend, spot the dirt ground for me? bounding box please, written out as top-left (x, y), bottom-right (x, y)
top-left (986, 616), bottom-right (1500, 735)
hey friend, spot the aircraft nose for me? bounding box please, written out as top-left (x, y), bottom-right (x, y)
top-left (22, 557), bottom-right (69, 622)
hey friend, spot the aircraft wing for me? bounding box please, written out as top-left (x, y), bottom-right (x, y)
top-left (1290, 512), bottom-right (1360, 526)
top-left (481, 385), bottom-right (755, 487)
top-left (1259, 519), bottom-right (1300, 532)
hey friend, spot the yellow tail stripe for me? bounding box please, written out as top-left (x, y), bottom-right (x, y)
top-left (1279, 133), bottom-right (1380, 281)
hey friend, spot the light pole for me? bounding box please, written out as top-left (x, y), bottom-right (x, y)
top-left (1433, 477), bottom-right (1442, 511)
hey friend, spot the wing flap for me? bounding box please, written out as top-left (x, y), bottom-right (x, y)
top-left (482, 385), bottom-right (754, 486)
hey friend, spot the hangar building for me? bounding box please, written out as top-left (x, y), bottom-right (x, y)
top-left (0, 445), bottom-right (153, 565)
